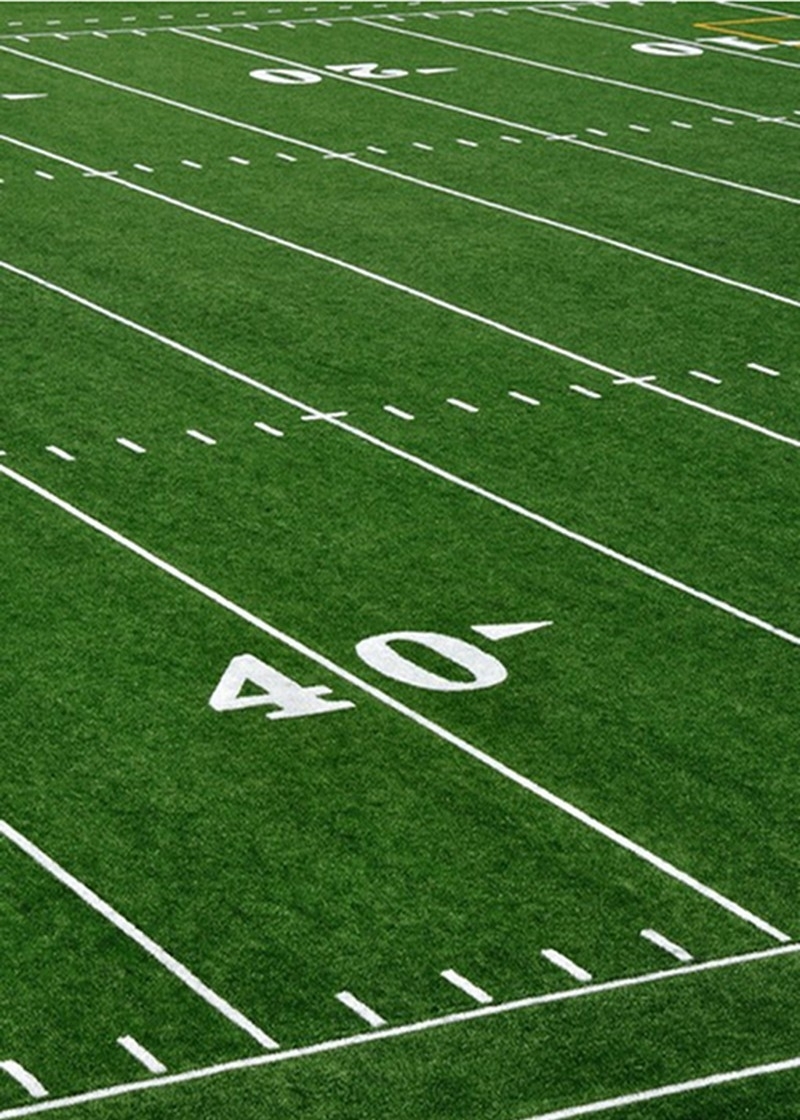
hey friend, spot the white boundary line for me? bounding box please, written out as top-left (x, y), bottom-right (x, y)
top-left (3, 257), bottom-right (800, 651)
top-left (521, 1054), bottom-right (800, 1119)
top-left (359, 14), bottom-right (800, 130)
top-left (0, 943), bottom-right (797, 1119)
top-left (172, 30), bottom-right (800, 207)
top-left (3, 41), bottom-right (798, 311)
top-left (0, 461), bottom-right (791, 943)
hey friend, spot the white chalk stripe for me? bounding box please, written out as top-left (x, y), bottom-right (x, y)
top-left (366, 145), bottom-right (387, 154)
top-left (34, 170), bottom-right (53, 180)
top-left (747, 362), bottom-right (781, 377)
top-left (45, 445), bottom-right (75, 462)
top-left (640, 928), bottom-right (693, 963)
top-left (447, 397), bottom-right (479, 413)
top-left (712, 116), bottom-right (735, 125)
top-left (0, 1063), bottom-right (47, 1100)
top-left (116, 437), bottom-right (146, 454)
top-left (133, 163), bottom-right (153, 173)
top-left (689, 370), bottom-right (722, 385)
top-left (186, 429), bottom-right (216, 445)
top-left (228, 156), bottom-right (250, 165)
top-left (542, 949), bottom-right (593, 983)
top-left (335, 991), bottom-right (387, 1028)
top-left (0, 821), bottom-right (279, 1050)
top-left (441, 969), bottom-right (493, 1004)
top-left (509, 390), bottom-right (540, 407)
top-left (500, 134), bottom-right (522, 143)
top-left (116, 1036), bottom-right (167, 1075)
top-left (254, 421), bottom-right (284, 438)
top-left (180, 159), bottom-right (202, 169)
top-left (383, 405), bottom-right (414, 420)
top-left (276, 152), bottom-right (296, 162)
top-left (570, 385), bottom-right (602, 399)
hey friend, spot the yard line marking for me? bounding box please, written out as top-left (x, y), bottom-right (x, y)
top-left (116, 437), bottom-right (147, 454)
top-left (447, 397), bottom-right (479, 412)
top-left (172, 31), bottom-right (800, 205)
top-left (116, 1037), bottom-right (167, 1075)
top-left (228, 155), bottom-right (250, 165)
top-left (570, 385), bottom-right (602, 399)
top-left (671, 120), bottom-right (693, 130)
top-left (456, 137), bottom-right (478, 147)
top-left (6, 257), bottom-right (800, 661)
top-left (34, 169), bottom-right (53, 180)
top-left (689, 369), bottom-right (722, 385)
top-left (585, 127), bottom-right (607, 136)
top-left (748, 361), bottom-right (781, 376)
top-left (412, 140), bottom-right (433, 150)
top-left (45, 445), bottom-right (75, 462)
top-left (441, 969), bottom-right (493, 1004)
top-left (628, 123), bottom-right (650, 132)
top-left (275, 151), bottom-right (297, 162)
top-left (133, 162), bottom-right (153, 173)
top-left (509, 390), bottom-right (540, 406)
top-left (520, 1055), bottom-right (800, 1120)
top-left (186, 428), bottom-right (217, 445)
top-left (366, 144), bottom-right (387, 154)
top-left (0, 1064), bottom-right (47, 1101)
top-left (640, 928), bottom-right (693, 962)
top-left (712, 115), bottom-right (735, 124)
top-left (0, 820), bottom-right (280, 1049)
top-left (254, 421), bottom-right (284, 437)
top-left (360, 15), bottom-right (800, 125)
top-left (0, 946), bottom-right (795, 1120)
top-left (335, 991), bottom-right (387, 1028)
top-left (301, 410), bottom-right (348, 421)
top-left (542, 949), bottom-right (593, 983)
top-left (5, 47), bottom-right (800, 316)
top-left (0, 462), bottom-right (791, 944)
top-left (383, 404), bottom-right (415, 420)
top-left (180, 158), bottom-right (202, 169)
top-left (0, 91), bottom-right (47, 100)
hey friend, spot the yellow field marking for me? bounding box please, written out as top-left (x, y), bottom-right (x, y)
top-left (694, 14), bottom-right (800, 48)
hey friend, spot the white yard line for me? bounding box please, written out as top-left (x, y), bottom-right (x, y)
top-left (0, 821), bottom-right (280, 1050)
top-left (441, 968), bottom-right (493, 1003)
top-left (0, 461), bottom-right (792, 943)
top-left (116, 1037), bottom-right (168, 1075)
top-left (172, 31), bottom-right (800, 207)
top-left (0, 944), bottom-right (797, 1119)
top-left (3, 258), bottom-right (800, 658)
top-left (542, 948), bottom-right (593, 982)
top-left (3, 41), bottom-right (800, 314)
top-left (0, 1065), bottom-right (47, 1102)
top-left (335, 991), bottom-right (387, 1028)
top-left (640, 928), bottom-right (693, 963)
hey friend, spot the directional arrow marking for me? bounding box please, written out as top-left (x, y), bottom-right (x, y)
top-left (472, 621), bottom-right (553, 642)
top-left (1, 92), bottom-right (48, 101)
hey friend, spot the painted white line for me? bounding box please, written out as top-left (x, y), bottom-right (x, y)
top-left (186, 429), bottom-right (216, 445)
top-left (383, 404), bottom-right (414, 420)
top-left (456, 137), bottom-right (478, 147)
top-left (366, 144), bottom-right (387, 154)
top-left (447, 397), bottom-right (479, 413)
top-left (34, 169), bottom-right (53, 180)
top-left (640, 928), bottom-right (693, 963)
top-left (116, 437), bottom-right (146, 454)
top-left (45, 445), bottom-right (75, 462)
top-left (628, 123), bottom-right (650, 133)
top-left (0, 1063), bottom-right (47, 1101)
top-left (671, 120), bottom-right (693, 130)
top-left (92, 31), bottom-right (108, 39)
top-left (542, 948), bottom-right (593, 983)
top-left (5, 42), bottom-right (800, 317)
top-left (0, 820), bottom-right (280, 1050)
top-left (228, 155), bottom-right (250, 165)
top-left (133, 162), bottom-right (153, 173)
top-left (254, 421), bottom-right (284, 438)
top-left (335, 991), bottom-right (387, 1028)
top-left (712, 116), bottom-right (735, 125)
top-left (180, 158), bottom-right (202, 169)
top-left (116, 1037), bottom-right (167, 1075)
top-left (5, 257), bottom-right (800, 663)
top-left (301, 410), bottom-right (348, 421)
top-left (473, 621), bottom-right (552, 641)
top-left (520, 1055), bottom-right (800, 1120)
top-left (441, 969), bottom-right (493, 1004)
top-left (747, 361), bottom-right (781, 377)
top-left (412, 141), bottom-right (433, 151)
top-left (509, 390), bottom-right (541, 407)
top-left (570, 385), bottom-right (602, 399)
top-left (689, 369), bottom-right (722, 385)
top-left (585, 127), bottom-right (607, 136)
top-left (276, 151), bottom-right (297, 162)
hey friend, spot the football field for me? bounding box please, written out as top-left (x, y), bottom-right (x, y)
top-left (1, 0), bottom-right (799, 1116)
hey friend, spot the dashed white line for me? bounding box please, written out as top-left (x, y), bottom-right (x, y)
top-left (640, 928), bottom-right (694, 963)
top-left (541, 948), bottom-right (593, 983)
top-left (133, 162), bottom-right (154, 173)
top-left (254, 421), bottom-right (284, 437)
top-left (181, 158), bottom-right (202, 169)
top-left (366, 144), bottom-right (387, 154)
top-left (186, 429), bottom-right (217, 445)
top-left (441, 969), bottom-right (493, 1004)
top-left (570, 384), bottom-right (602, 399)
top-left (0, 1061), bottom-right (47, 1100)
top-left (116, 437), bottom-right (147, 454)
top-left (447, 397), bottom-right (479, 413)
top-left (276, 152), bottom-right (297, 162)
top-left (500, 134), bottom-right (522, 143)
top-left (671, 119), bottom-right (693, 129)
top-left (117, 1036), bottom-right (168, 1075)
top-left (585, 127), bottom-right (607, 137)
top-left (747, 361), bottom-right (781, 377)
top-left (228, 155), bottom-right (250, 166)
top-left (509, 390), bottom-right (540, 407)
top-left (689, 369), bottom-right (722, 385)
top-left (712, 116), bottom-right (735, 125)
top-left (456, 137), bottom-right (478, 147)
top-left (46, 445), bottom-right (75, 462)
top-left (412, 141), bottom-right (433, 151)
top-left (335, 991), bottom-right (387, 1028)
top-left (383, 404), bottom-right (414, 420)
top-left (628, 123), bottom-right (650, 133)
top-left (34, 169), bottom-right (54, 180)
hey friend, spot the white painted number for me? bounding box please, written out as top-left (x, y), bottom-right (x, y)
top-left (250, 68), bottom-right (322, 85)
top-left (326, 62), bottom-right (409, 80)
top-left (209, 654), bottom-right (354, 720)
top-left (355, 631), bottom-right (508, 693)
top-left (631, 41), bottom-right (704, 57)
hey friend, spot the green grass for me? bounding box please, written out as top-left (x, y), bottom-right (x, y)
top-left (1, 1), bottom-right (799, 1117)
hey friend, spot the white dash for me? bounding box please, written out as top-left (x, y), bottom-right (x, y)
top-left (34, 170), bottom-right (54, 180)
top-left (181, 159), bottom-right (203, 170)
top-left (500, 134), bottom-right (522, 144)
top-left (541, 948), bottom-right (593, 983)
top-left (441, 969), bottom-right (493, 1005)
top-left (46, 445), bottom-right (75, 462)
top-left (0, 1062), bottom-right (47, 1100)
top-left (133, 163), bottom-right (154, 173)
top-left (158, 12), bottom-right (175, 18)
top-left (384, 405), bottom-right (414, 421)
top-left (254, 421), bottom-right (284, 438)
top-left (316, 19), bottom-right (333, 26)
top-left (509, 390), bottom-right (540, 407)
top-left (366, 145), bottom-right (387, 155)
top-left (121, 16), bottom-right (138, 22)
top-left (689, 369), bottom-right (722, 385)
top-left (570, 384), bottom-right (602, 400)
top-left (447, 397), bottom-right (479, 413)
top-left (456, 138), bottom-right (478, 148)
top-left (229, 156), bottom-right (250, 166)
top-left (46, 19), bottom-right (62, 24)
top-left (116, 1036), bottom-right (167, 1075)
top-left (84, 17), bottom-right (100, 23)
top-left (335, 990), bottom-right (387, 1028)
top-left (585, 127), bottom-right (607, 137)
top-left (747, 361), bottom-right (781, 377)
top-left (640, 928), bottom-right (694, 963)
top-left (276, 152), bottom-right (297, 162)
top-left (412, 141), bottom-right (433, 151)
top-left (671, 120), bottom-right (693, 129)
top-left (186, 429), bottom-right (217, 446)
top-left (116, 437), bottom-right (146, 454)
top-left (712, 116), bottom-right (735, 126)
top-left (132, 30), bottom-right (148, 37)
top-left (55, 33), bottom-right (70, 40)
top-left (629, 123), bottom-right (650, 133)
top-left (92, 31), bottom-right (109, 38)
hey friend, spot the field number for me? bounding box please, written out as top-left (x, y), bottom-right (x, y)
top-left (209, 653), bottom-right (355, 720)
top-left (355, 631), bottom-right (507, 692)
top-left (250, 62), bottom-right (446, 86)
top-left (631, 42), bottom-right (704, 57)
